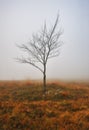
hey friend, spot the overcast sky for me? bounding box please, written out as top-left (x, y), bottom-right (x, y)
top-left (0, 0), bottom-right (89, 81)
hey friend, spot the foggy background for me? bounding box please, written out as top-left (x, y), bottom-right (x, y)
top-left (0, 0), bottom-right (89, 81)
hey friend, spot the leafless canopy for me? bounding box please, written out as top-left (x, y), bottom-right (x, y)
top-left (17, 14), bottom-right (62, 74)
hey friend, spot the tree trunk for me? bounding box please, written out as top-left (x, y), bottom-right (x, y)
top-left (43, 63), bottom-right (46, 94)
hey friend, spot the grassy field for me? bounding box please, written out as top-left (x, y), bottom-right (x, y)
top-left (0, 80), bottom-right (89, 130)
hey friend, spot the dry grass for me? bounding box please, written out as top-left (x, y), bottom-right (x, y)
top-left (0, 80), bottom-right (89, 130)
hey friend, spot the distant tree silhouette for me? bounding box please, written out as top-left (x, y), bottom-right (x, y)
top-left (17, 14), bottom-right (63, 94)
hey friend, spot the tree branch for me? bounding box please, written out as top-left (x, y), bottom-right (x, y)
top-left (16, 57), bottom-right (43, 73)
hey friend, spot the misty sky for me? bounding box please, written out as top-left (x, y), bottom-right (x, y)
top-left (0, 0), bottom-right (89, 81)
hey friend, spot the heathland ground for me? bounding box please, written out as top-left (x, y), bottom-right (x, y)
top-left (0, 80), bottom-right (89, 130)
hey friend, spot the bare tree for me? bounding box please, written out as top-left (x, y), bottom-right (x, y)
top-left (16, 14), bottom-right (62, 94)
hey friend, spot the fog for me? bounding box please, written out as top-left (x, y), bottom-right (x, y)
top-left (0, 0), bottom-right (89, 81)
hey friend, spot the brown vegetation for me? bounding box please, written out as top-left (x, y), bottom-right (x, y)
top-left (0, 80), bottom-right (89, 130)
